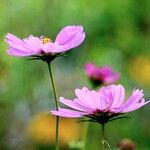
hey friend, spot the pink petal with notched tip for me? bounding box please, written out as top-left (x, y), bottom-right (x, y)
top-left (109, 85), bottom-right (125, 108)
top-left (55, 26), bottom-right (83, 45)
top-left (42, 42), bottom-right (55, 53)
top-left (51, 107), bottom-right (88, 118)
top-left (5, 33), bottom-right (22, 44)
top-left (89, 90), bottom-right (104, 110)
top-left (98, 89), bottom-right (114, 110)
top-left (59, 97), bottom-right (94, 112)
top-left (117, 89), bottom-right (144, 111)
top-left (8, 48), bottom-right (37, 57)
top-left (5, 34), bottom-right (43, 56)
top-left (122, 99), bottom-right (150, 113)
top-left (75, 87), bottom-right (98, 110)
top-left (75, 87), bottom-right (110, 111)
top-left (54, 25), bottom-right (85, 53)
top-left (23, 36), bottom-right (42, 51)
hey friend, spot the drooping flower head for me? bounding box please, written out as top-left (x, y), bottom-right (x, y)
top-left (5, 25), bottom-right (85, 62)
top-left (51, 84), bottom-right (149, 124)
top-left (84, 63), bottom-right (120, 87)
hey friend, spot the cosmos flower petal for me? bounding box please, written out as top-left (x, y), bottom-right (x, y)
top-left (5, 33), bottom-right (22, 44)
top-left (55, 32), bottom-right (85, 53)
top-left (48, 42), bottom-right (65, 53)
top-left (55, 26), bottom-right (84, 45)
top-left (23, 35), bottom-right (42, 51)
top-left (75, 87), bottom-right (98, 109)
top-left (118, 89), bottom-right (144, 111)
top-left (73, 98), bottom-right (95, 112)
top-left (7, 48), bottom-right (38, 57)
top-left (59, 97), bottom-right (93, 112)
top-left (90, 90), bottom-right (104, 110)
top-left (51, 108), bottom-right (88, 118)
top-left (42, 42), bottom-right (55, 53)
top-left (98, 86), bottom-right (114, 110)
top-left (98, 93), bottom-right (110, 110)
top-left (54, 25), bottom-right (85, 52)
top-left (99, 85), bottom-right (125, 110)
top-left (110, 84), bottom-right (125, 108)
top-left (5, 34), bottom-right (43, 56)
top-left (122, 99), bottom-right (150, 113)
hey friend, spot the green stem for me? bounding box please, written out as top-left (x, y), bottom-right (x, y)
top-left (101, 124), bottom-right (110, 150)
top-left (101, 124), bottom-right (105, 150)
top-left (81, 121), bottom-right (89, 150)
top-left (47, 62), bottom-right (59, 150)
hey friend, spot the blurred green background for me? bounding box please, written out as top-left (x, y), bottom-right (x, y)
top-left (1, 0), bottom-right (150, 149)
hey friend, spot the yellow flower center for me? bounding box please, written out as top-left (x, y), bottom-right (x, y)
top-left (42, 37), bottom-right (52, 44)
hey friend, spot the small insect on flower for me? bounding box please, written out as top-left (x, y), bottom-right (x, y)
top-left (5, 25), bottom-right (85, 62)
top-left (51, 84), bottom-right (149, 124)
top-left (84, 63), bottom-right (120, 87)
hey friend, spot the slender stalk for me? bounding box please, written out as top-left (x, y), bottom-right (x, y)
top-left (47, 62), bottom-right (59, 150)
top-left (47, 62), bottom-right (59, 110)
top-left (101, 124), bottom-right (110, 150)
top-left (81, 121), bottom-right (89, 150)
top-left (101, 124), bottom-right (105, 150)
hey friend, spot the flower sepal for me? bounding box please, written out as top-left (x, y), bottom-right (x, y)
top-left (77, 113), bottom-right (130, 125)
top-left (27, 53), bottom-right (65, 63)
top-left (85, 112), bottom-right (130, 125)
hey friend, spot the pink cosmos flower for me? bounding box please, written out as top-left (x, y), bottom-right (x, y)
top-left (84, 63), bottom-right (120, 87)
top-left (5, 25), bottom-right (85, 59)
top-left (51, 84), bottom-right (149, 124)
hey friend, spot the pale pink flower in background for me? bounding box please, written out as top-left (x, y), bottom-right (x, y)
top-left (51, 84), bottom-right (149, 124)
top-left (5, 25), bottom-right (85, 58)
top-left (84, 63), bottom-right (120, 87)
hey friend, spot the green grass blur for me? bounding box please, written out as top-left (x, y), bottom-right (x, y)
top-left (0, 0), bottom-right (150, 149)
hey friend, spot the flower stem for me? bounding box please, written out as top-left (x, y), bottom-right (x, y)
top-left (101, 124), bottom-right (110, 150)
top-left (101, 124), bottom-right (105, 150)
top-left (81, 121), bottom-right (89, 150)
top-left (47, 62), bottom-right (59, 150)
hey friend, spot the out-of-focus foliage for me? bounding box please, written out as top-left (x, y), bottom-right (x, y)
top-left (0, 0), bottom-right (150, 149)
top-left (26, 112), bottom-right (82, 149)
